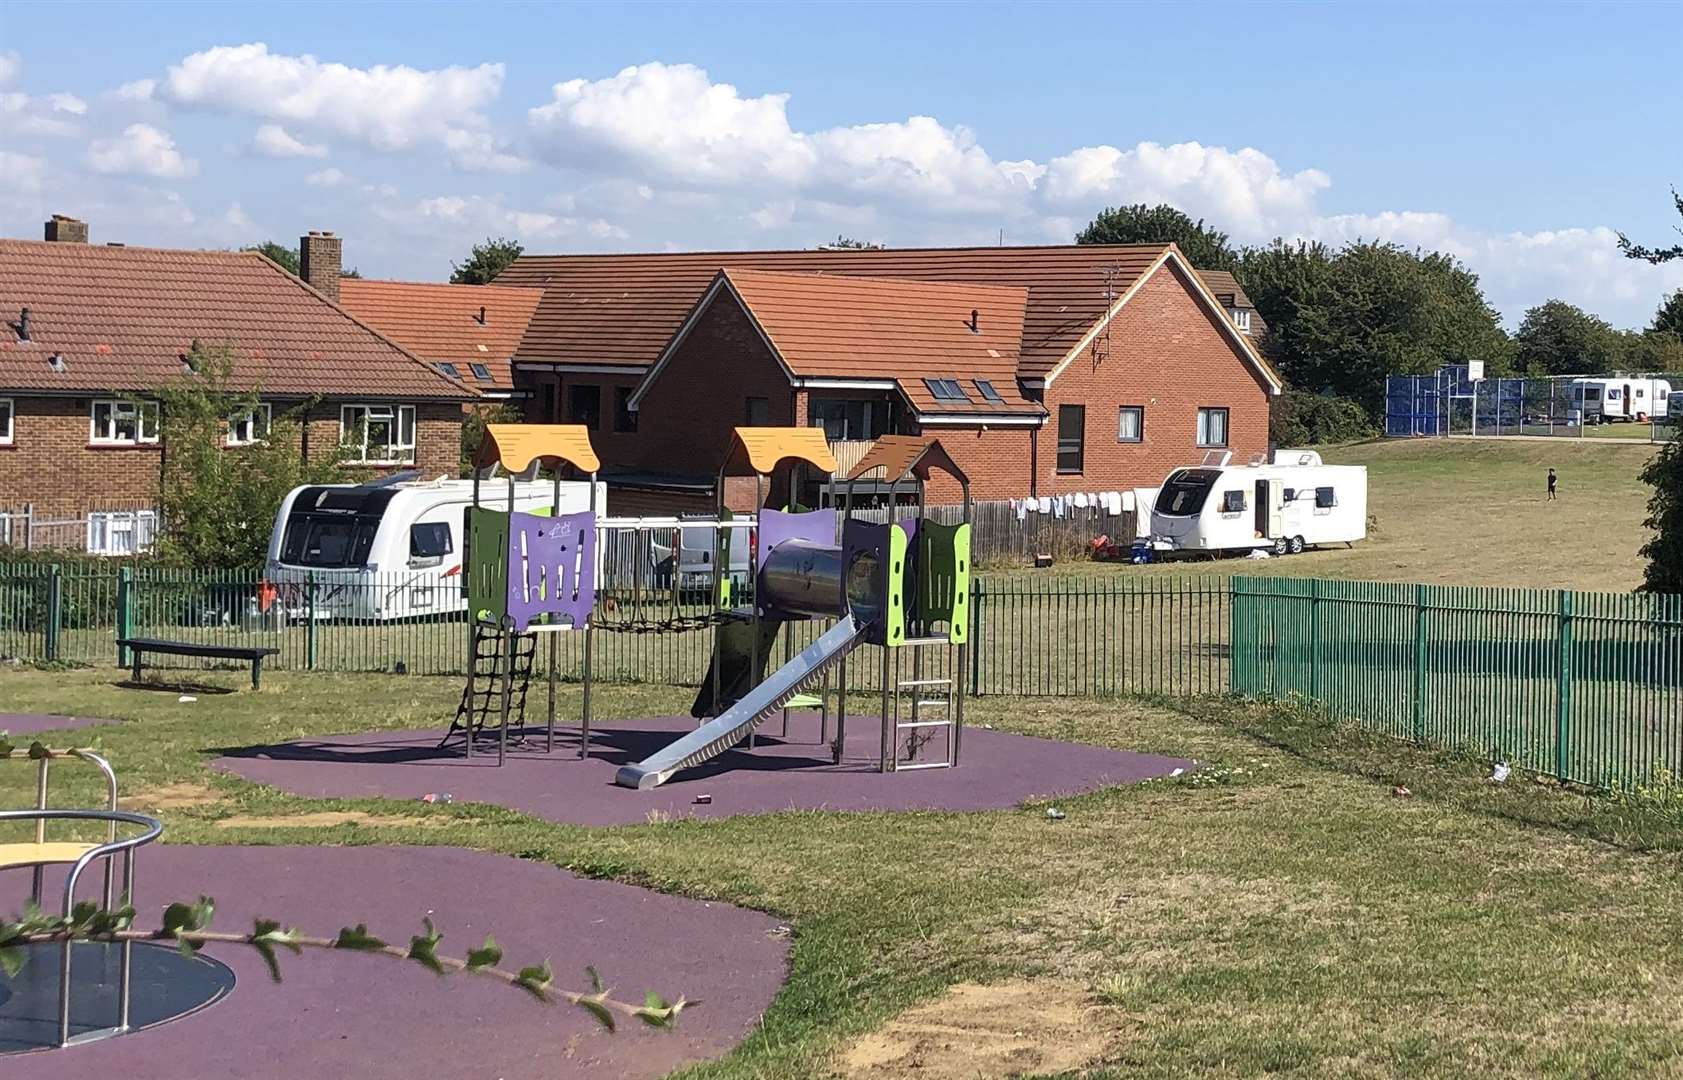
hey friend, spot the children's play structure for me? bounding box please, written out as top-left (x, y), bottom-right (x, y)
top-left (613, 430), bottom-right (973, 789)
top-left (439, 425), bottom-right (601, 764)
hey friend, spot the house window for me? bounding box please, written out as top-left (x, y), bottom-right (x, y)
top-left (1232, 309), bottom-right (1252, 334)
top-left (87, 510), bottom-right (156, 556)
top-left (973, 379), bottom-right (1005, 404)
top-left (0, 398), bottom-right (12, 445)
top-left (227, 403), bottom-right (272, 446)
top-left (613, 387), bottom-right (638, 433)
top-left (1117, 406), bottom-right (1144, 443)
top-left (470, 363), bottom-right (493, 383)
top-left (567, 384), bottom-right (601, 428)
top-left (811, 398), bottom-right (888, 441)
top-left (1197, 407), bottom-right (1229, 448)
top-left (924, 378), bottom-right (969, 403)
top-left (1056, 404), bottom-right (1085, 474)
top-left (745, 396), bottom-right (770, 426)
top-left (90, 400), bottom-right (159, 445)
top-left (340, 404), bottom-right (417, 464)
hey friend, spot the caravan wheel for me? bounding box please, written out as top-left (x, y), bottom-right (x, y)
top-left (1271, 536), bottom-right (1289, 556)
top-left (1288, 535), bottom-right (1305, 555)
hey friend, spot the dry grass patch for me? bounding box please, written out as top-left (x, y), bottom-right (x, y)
top-left (841, 980), bottom-right (1117, 1079)
top-left (126, 780), bottom-right (224, 811)
top-left (213, 810), bottom-right (447, 830)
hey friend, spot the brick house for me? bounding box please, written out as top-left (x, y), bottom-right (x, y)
top-left (494, 244), bottom-right (1281, 507)
top-left (0, 219), bottom-right (475, 552)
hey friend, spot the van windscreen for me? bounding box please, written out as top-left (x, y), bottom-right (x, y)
top-left (1154, 469), bottom-right (1220, 516)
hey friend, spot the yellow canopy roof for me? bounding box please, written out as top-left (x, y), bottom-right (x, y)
top-left (476, 424), bottom-right (600, 474)
top-left (726, 427), bottom-right (837, 476)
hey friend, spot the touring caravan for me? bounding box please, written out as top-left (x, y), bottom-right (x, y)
top-left (265, 474), bottom-right (604, 621)
top-left (1148, 451), bottom-right (1367, 556)
top-left (1568, 377), bottom-right (1673, 423)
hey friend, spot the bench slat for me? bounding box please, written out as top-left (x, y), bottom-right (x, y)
top-left (117, 638), bottom-right (278, 659)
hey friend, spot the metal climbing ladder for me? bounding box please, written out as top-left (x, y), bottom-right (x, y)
top-left (886, 638), bottom-right (958, 771)
top-left (441, 623), bottom-right (537, 756)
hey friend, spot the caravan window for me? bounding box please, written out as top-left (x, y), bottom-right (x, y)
top-left (1314, 487), bottom-right (1336, 509)
top-left (281, 518), bottom-right (377, 567)
top-left (1154, 469), bottom-right (1220, 516)
top-left (410, 522), bottom-right (452, 558)
top-left (1282, 488), bottom-right (1296, 502)
top-left (1220, 490), bottom-right (1246, 513)
top-left (1607, 388), bottom-right (1621, 401)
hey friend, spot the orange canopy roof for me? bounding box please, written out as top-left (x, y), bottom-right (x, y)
top-left (843, 435), bottom-right (967, 486)
top-left (476, 424), bottom-right (600, 474)
top-left (723, 427), bottom-right (837, 477)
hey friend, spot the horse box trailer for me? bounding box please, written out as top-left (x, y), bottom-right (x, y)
top-left (1149, 450), bottom-right (1367, 556)
top-left (265, 474), bottom-right (604, 621)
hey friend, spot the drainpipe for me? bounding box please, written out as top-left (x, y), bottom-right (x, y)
top-left (1028, 427), bottom-right (1039, 498)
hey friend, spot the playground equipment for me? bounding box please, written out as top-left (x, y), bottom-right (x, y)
top-left (614, 431), bottom-right (972, 790)
top-left (440, 425), bottom-right (600, 765)
top-left (0, 746), bottom-right (172, 1049)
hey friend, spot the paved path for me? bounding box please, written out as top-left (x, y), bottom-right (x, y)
top-left (216, 712), bottom-right (1192, 826)
top-left (3, 845), bottom-right (788, 1080)
top-left (0, 715), bottom-right (116, 739)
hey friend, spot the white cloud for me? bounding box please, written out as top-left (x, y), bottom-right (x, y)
top-left (251, 123), bottom-right (327, 158)
top-left (157, 43), bottom-right (516, 169)
top-left (0, 90), bottom-right (82, 137)
top-left (376, 192), bottom-right (624, 245)
top-left (86, 123), bottom-right (198, 178)
top-left (305, 167), bottom-right (349, 187)
top-left (0, 52), bottom-right (19, 88)
top-left (0, 150), bottom-right (47, 193)
top-left (46, 92), bottom-right (87, 116)
top-left (113, 78), bottom-right (156, 102)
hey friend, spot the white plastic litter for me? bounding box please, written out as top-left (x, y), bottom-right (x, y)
top-left (1046, 807), bottom-right (1066, 820)
top-left (177, 695), bottom-right (197, 703)
top-left (1244, 549), bottom-right (1272, 560)
top-left (1490, 762), bottom-right (1511, 783)
top-left (1169, 767), bottom-right (1185, 777)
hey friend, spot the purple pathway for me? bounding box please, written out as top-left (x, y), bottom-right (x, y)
top-left (0, 714), bottom-right (116, 739)
top-left (216, 712), bottom-right (1191, 827)
top-left (4, 846), bottom-right (787, 1080)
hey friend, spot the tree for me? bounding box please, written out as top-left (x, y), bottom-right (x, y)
top-left (1514, 300), bottom-right (1620, 376)
top-left (1650, 289), bottom-right (1683, 339)
top-left (247, 241), bottom-right (299, 276)
top-left (816, 235), bottom-right (883, 250)
top-left (1639, 439), bottom-right (1683, 593)
top-left (461, 403), bottom-right (523, 476)
top-left (451, 237), bottom-right (524, 284)
top-left (1619, 328), bottom-right (1683, 372)
top-left (1619, 188), bottom-right (1683, 264)
top-left (154, 342), bottom-right (359, 568)
top-left (1076, 203), bottom-right (1240, 270)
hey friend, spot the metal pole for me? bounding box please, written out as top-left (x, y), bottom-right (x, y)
top-left (548, 468), bottom-right (560, 755)
top-left (579, 470), bottom-right (597, 758)
top-left (498, 620), bottom-right (513, 766)
top-left (118, 846), bottom-right (134, 1032)
top-left (749, 472), bottom-right (763, 750)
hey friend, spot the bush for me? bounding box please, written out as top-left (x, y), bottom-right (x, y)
top-left (1270, 390), bottom-right (1376, 447)
top-left (1640, 438), bottom-right (1683, 593)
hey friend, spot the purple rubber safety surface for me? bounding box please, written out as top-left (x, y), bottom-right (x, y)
top-left (3, 846), bottom-right (788, 1080)
top-left (216, 712), bottom-right (1193, 827)
top-left (0, 715), bottom-right (116, 739)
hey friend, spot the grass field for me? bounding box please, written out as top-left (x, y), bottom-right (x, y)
top-left (1016, 436), bottom-right (1661, 591)
top-left (9, 668), bottom-right (1683, 1077)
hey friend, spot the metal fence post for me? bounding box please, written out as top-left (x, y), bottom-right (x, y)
top-left (1308, 577), bottom-right (1321, 700)
top-left (969, 578), bottom-right (983, 697)
top-left (305, 572), bottom-right (317, 671)
top-left (1556, 590), bottom-right (1573, 781)
top-left (44, 563), bottom-right (62, 663)
top-left (1411, 583), bottom-right (1427, 743)
top-left (116, 565), bottom-right (133, 668)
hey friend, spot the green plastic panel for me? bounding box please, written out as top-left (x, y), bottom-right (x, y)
top-left (914, 519), bottom-right (971, 644)
top-left (883, 522), bottom-right (907, 647)
top-left (466, 506), bottom-right (510, 624)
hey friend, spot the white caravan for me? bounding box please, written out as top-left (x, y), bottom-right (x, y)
top-left (265, 475), bottom-right (604, 621)
top-left (1568, 377), bottom-right (1673, 423)
top-left (1149, 450), bottom-right (1367, 556)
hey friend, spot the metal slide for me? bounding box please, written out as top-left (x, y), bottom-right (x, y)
top-left (614, 614), bottom-right (866, 790)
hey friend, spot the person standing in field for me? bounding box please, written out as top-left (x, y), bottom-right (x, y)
top-left (1547, 468), bottom-right (1558, 501)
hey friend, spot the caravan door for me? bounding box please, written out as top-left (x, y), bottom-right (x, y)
top-left (1253, 479), bottom-right (1282, 541)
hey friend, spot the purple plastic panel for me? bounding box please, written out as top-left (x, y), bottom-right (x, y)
top-left (505, 509), bottom-right (596, 631)
top-left (756, 508), bottom-right (838, 620)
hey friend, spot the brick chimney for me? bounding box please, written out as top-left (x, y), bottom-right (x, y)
top-left (299, 230), bottom-right (342, 302)
top-left (44, 215), bottom-right (89, 243)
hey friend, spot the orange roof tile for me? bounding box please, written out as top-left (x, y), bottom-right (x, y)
top-left (338, 279), bottom-right (542, 391)
top-left (497, 244), bottom-right (1174, 380)
top-left (0, 239), bottom-right (473, 400)
top-left (715, 269), bottom-right (1040, 418)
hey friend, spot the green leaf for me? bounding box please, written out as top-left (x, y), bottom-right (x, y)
top-left (26, 741), bottom-right (49, 760)
top-left (465, 935), bottom-right (501, 972)
top-left (407, 917), bottom-right (444, 976)
top-left (575, 994), bottom-right (614, 1031)
top-left (515, 960), bottom-right (554, 1005)
top-left (0, 734), bottom-right (15, 758)
top-left (585, 965), bottom-right (604, 993)
top-left (0, 945), bottom-right (26, 978)
top-left (333, 924), bottom-right (387, 952)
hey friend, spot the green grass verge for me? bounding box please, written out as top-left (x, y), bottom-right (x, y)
top-left (6, 668), bottom-right (1683, 1077)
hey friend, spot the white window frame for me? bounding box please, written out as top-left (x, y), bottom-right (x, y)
top-left (1117, 405), bottom-right (1144, 443)
top-left (1232, 309), bottom-right (1252, 334)
top-left (0, 397), bottom-right (12, 445)
top-left (340, 403), bottom-right (417, 464)
top-left (86, 510), bottom-right (157, 556)
top-left (90, 399), bottom-right (160, 446)
top-left (1197, 407), bottom-right (1230, 448)
top-left (227, 403), bottom-right (273, 447)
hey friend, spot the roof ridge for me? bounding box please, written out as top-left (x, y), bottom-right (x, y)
top-left (343, 278), bottom-right (546, 296)
top-left (721, 267), bottom-right (1031, 297)
top-left (509, 241), bottom-right (1174, 262)
top-left (0, 237), bottom-right (264, 260)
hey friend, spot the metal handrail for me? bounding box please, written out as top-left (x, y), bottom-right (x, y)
top-left (0, 807), bottom-right (164, 1047)
top-left (6, 747), bottom-right (120, 909)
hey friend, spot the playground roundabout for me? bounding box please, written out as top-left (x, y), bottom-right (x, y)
top-left (2, 845), bottom-right (789, 1080)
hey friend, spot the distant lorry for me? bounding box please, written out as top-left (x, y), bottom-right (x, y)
top-left (1148, 450), bottom-right (1368, 557)
top-left (265, 474), bottom-right (603, 621)
top-left (1568, 377), bottom-right (1673, 423)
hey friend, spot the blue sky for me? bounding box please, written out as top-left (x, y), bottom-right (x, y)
top-left (3, 0), bottom-right (1681, 327)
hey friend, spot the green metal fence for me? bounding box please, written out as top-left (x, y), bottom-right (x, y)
top-left (1231, 576), bottom-right (1683, 790)
top-left (0, 564), bottom-right (1230, 699)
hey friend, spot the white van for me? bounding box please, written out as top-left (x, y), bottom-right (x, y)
top-left (266, 476), bottom-right (603, 621)
top-left (1569, 377), bottom-right (1673, 423)
top-left (1150, 451), bottom-right (1368, 556)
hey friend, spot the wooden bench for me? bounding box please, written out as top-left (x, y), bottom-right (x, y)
top-left (118, 637), bottom-right (279, 690)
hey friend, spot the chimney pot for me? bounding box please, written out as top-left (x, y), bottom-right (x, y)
top-left (969, 308), bottom-right (980, 333)
top-left (299, 230), bottom-right (344, 303)
top-left (44, 215), bottom-right (89, 244)
top-left (17, 307), bottom-right (31, 342)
